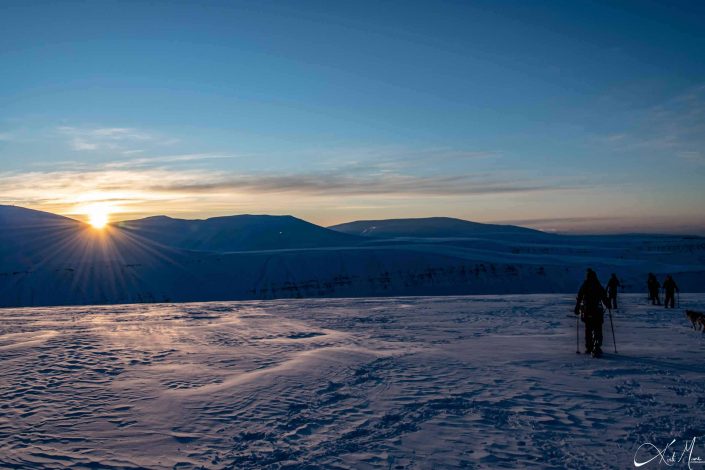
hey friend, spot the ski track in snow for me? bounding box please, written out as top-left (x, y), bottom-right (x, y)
top-left (1, 294), bottom-right (704, 469)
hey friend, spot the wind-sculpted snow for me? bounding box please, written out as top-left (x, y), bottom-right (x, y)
top-left (1, 295), bottom-right (704, 468)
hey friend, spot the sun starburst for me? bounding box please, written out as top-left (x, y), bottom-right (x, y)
top-left (86, 204), bottom-right (111, 229)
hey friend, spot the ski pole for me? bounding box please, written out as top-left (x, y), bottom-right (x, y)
top-left (677, 290), bottom-right (680, 309)
top-left (576, 313), bottom-right (580, 354)
top-left (608, 308), bottom-right (617, 353)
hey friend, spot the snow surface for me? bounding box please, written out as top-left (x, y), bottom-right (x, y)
top-left (2, 206), bottom-right (704, 308)
top-left (2, 294), bottom-right (705, 469)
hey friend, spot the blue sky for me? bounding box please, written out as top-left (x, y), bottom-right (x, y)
top-left (1, 0), bottom-right (704, 233)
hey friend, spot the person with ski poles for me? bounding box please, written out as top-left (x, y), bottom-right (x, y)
top-left (662, 274), bottom-right (679, 309)
top-left (647, 273), bottom-right (661, 305)
top-left (574, 268), bottom-right (611, 357)
top-left (606, 273), bottom-right (621, 309)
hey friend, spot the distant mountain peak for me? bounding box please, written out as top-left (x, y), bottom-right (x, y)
top-left (113, 212), bottom-right (361, 252)
top-left (328, 216), bottom-right (546, 238)
top-left (0, 204), bottom-right (81, 226)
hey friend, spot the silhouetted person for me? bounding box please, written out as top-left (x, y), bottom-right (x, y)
top-left (606, 273), bottom-right (621, 309)
top-left (575, 269), bottom-right (611, 357)
top-left (647, 273), bottom-right (661, 305)
top-left (663, 275), bottom-right (679, 309)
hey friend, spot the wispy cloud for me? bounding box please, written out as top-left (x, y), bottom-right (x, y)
top-left (104, 153), bottom-right (242, 169)
top-left (150, 171), bottom-right (559, 196)
top-left (313, 146), bottom-right (502, 173)
top-left (0, 164), bottom-right (573, 223)
top-left (678, 151), bottom-right (705, 165)
top-left (596, 83), bottom-right (705, 159)
top-left (0, 122), bottom-right (592, 225)
top-left (0, 167), bottom-right (564, 200)
top-left (56, 125), bottom-right (178, 153)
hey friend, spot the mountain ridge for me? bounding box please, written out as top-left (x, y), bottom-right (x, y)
top-left (328, 216), bottom-right (548, 239)
top-left (114, 213), bottom-right (363, 252)
top-left (2, 205), bottom-right (704, 308)
top-left (0, 204), bottom-right (82, 227)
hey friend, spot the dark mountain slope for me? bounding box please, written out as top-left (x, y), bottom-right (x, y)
top-left (329, 217), bottom-right (547, 239)
top-left (115, 214), bottom-right (363, 252)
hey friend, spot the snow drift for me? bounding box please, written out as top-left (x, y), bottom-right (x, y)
top-left (1, 294), bottom-right (704, 468)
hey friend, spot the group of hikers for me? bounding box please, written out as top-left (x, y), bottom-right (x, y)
top-left (647, 272), bottom-right (680, 308)
top-left (573, 270), bottom-right (680, 358)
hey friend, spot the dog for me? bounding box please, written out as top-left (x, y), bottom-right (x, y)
top-left (685, 310), bottom-right (705, 332)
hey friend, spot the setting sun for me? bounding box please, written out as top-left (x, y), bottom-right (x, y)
top-left (86, 204), bottom-right (111, 229)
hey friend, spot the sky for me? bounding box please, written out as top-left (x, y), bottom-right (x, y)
top-left (1, 0), bottom-right (704, 234)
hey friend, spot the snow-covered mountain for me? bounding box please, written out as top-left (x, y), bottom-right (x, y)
top-left (0, 204), bottom-right (78, 228)
top-left (329, 217), bottom-right (547, 239)
top-left (0, 205), bottom-right (88, 267)
top-left (115, 214), bottom-right (362, 252)
top-left (1, 206), bottom-right (703, 307)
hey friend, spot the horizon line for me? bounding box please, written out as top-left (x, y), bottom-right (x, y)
top-left (2, 203), bottom-right (704, 238)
